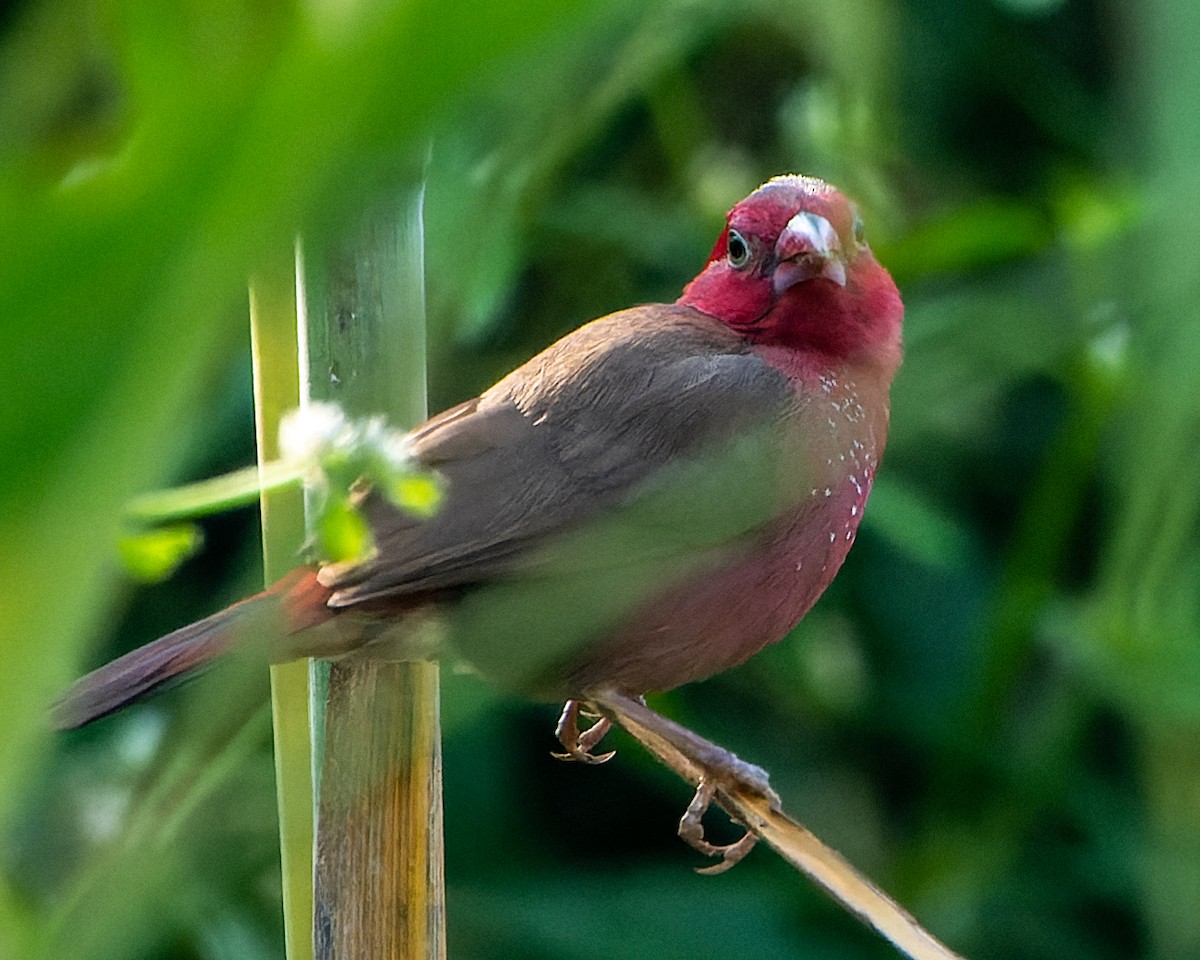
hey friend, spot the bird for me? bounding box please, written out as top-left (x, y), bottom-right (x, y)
top-left (55, 175), bottom-right (903, 782)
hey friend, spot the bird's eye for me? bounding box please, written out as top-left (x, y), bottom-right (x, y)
top-left (852, 213), bottom-right (866, 247)
top-left (727, 230), bottom-right (750, 269)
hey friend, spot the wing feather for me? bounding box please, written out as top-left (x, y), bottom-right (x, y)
top-left (320, 305), bottom-right (793, 605)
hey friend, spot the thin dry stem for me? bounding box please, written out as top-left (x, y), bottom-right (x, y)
top-left (593, 691), bottom-right (967, 960)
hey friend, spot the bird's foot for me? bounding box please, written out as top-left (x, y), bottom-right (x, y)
top-left (679, 778), bottom-right (759, 875)
top-left (552, 699), bottom-right (615, 764)
top-left (587, 690), bottom-right (782, 874)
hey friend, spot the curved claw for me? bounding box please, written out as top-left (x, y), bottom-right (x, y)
top-left (678, 778), bottom-right (759, 875)
top-left (552, 699), bottom-right (616, 764)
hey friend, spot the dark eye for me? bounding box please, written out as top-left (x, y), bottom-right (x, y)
top-left (852, 213), bottom-right (866, 246)
top-left (727, 230), bottom-right (750, 268)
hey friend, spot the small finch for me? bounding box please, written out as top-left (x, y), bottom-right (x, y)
top-left (56, 175), bottom-right (903, 755)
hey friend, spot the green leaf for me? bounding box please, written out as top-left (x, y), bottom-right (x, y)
top-left (117, 524), bottom-right (206, 582)
top-left (863, 475), bottom-right (980, 571)
top-left (126, 461), bottom-right (303, 524)
top-left (384, 472), bottom-right (443, 518)
top-left (317, 497), bottom-right (371, 564)
top-left (878, 199), bottom-right (1053, 282)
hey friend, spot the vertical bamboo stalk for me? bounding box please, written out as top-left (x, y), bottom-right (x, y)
top-left (302, 181), bottom-right (445, 960)
top-left (249, 251), bottom-right (315, 960)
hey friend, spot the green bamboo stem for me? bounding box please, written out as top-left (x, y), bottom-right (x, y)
top-left (249, 251), bottom-right (315, 960)
top-left (301, 182), bottom-right (445, 960)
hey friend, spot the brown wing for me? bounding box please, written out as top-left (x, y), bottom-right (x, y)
top-left (319, 304), bottom-right (794, 605)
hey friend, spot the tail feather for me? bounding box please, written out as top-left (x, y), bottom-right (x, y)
top-left (52, 572), bottom-right (333, 731)
top-left (52, 599), bottom-right (257, 730)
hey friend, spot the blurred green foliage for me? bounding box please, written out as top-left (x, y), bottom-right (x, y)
top-left (3, 0), bottom-right (1199, 959)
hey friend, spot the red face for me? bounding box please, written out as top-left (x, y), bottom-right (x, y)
top-left (677, 175), bottom-right (902, 371)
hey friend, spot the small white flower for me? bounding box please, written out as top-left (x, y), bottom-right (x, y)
top-left (356, 415), bottom-right (390, 454)
top-left (279, 403), bottom-right (351, 466)
top-left (379, 431), bottom-right (415, 472)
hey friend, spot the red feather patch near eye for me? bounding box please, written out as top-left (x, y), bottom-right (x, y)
top-left (705, 225), bottom-right (731, 265)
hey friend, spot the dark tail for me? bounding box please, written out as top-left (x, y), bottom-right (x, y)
top-left (51, 596), bottom-right (263, 730)
top-left (52, 571), bottom-right (333, 730)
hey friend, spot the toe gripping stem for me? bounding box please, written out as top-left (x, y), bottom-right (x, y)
top-left (678, 778), bottom-right (760, 875)
top-left (555, 692), bottom-right (778, 874)
top-left (552, 699), bottom-right (615, 764)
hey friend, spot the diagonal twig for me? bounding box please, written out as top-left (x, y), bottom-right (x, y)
top-left (592, 691), bottom-right (967, 960)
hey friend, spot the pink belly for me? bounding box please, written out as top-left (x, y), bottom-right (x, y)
top-left (565, 465), bottom-right (874, 695)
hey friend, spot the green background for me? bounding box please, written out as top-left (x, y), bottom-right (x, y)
top-left (3, 0), bottom-right (1199, 958)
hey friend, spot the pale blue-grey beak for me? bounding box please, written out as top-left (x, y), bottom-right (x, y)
top-left (772, 211), bottom-right (847, 294)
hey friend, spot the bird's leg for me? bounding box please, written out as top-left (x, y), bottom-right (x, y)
top-left (678, 778), bottom-right (760, 875)
top-left (552, 699), bottom-right (615, 764)
top-left (590, 690), bottom-right (780, 873)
